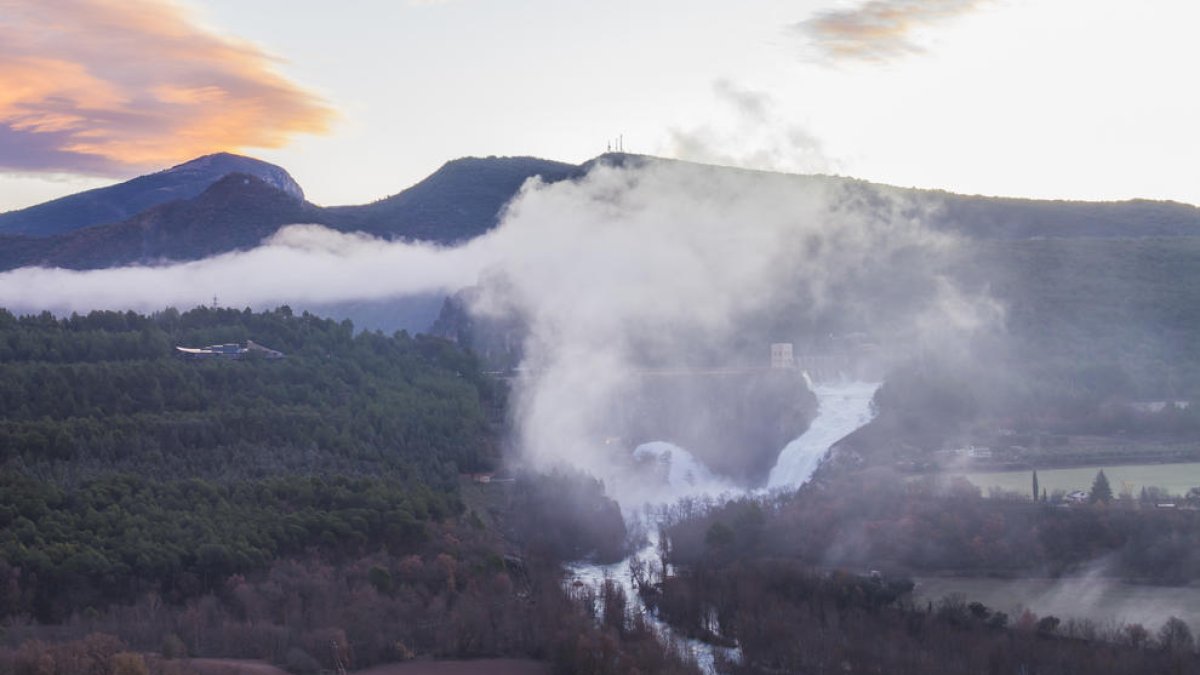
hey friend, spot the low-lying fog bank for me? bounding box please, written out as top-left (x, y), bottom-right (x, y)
top-left (914, 576), bottom-right (1200, 632)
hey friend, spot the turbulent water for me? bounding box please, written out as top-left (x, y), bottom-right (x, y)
top-left (766, 380), bottom-right (880, 489)
top-left (570, 379), bottom-right (881, 674)
top-left (623, 441), bottom-right (735, 509)
top-left (569, 524), bottom-right (736, 672)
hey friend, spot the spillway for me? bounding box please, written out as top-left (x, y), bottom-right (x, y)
top-left (767, 380), bottom-right (880, 489)
top-left (571, 379), bottom-right (881, 674)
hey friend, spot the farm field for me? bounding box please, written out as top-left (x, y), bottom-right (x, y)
top-left (954, 462), bottom-right (1200, 498)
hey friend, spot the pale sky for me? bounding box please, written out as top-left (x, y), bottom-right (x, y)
top-left (1, 0), bottom-right (1197, 211)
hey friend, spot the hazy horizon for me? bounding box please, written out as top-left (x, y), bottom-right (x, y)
top-left (2, 0), bottom-right (1197, 211)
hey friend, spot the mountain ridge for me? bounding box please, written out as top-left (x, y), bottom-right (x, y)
top-left (2, 152), bottom-right (1199, 273)
top-left (0, 153), bottom-right (305, 237)
top-left (0, 174), bottom-right (319, 271)
top-left (322, 155), bottom-right (577, 241)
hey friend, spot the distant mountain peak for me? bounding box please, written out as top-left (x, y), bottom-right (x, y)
top-left (160, 153), bottom-right (304, 201)
top-left (192, 172), bottom-right (304, 207)
top-left (0, 153), bottom-right (305, 237)
top-left (168, 151), bottom-right (242, 169)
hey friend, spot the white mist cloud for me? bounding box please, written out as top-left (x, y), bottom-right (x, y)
top-left (462, 159), bottom-right (998, 496)
top-left (0, 158), bottom-right (998, 499)
top-left (663, 79), bottom-right (836, 176)
top-left (0, 225), bottom-right (486, 314)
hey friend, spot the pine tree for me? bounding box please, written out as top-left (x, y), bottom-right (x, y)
top-left (1090, 470), bottom-right (1113, 504)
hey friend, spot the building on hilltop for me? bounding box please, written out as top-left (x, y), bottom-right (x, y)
top-left (770, 343), bottom-right (795, 369)
top-left (175, 340), bottom-right (284, 361)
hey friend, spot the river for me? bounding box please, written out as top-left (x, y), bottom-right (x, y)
top-left (569, 378), bottom-right (880, 674)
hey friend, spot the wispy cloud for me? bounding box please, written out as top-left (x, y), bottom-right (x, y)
top-left (797, 0), bottom-right (991, 63)
top-left (0, 0), bottom-right (334, 176)
top-left (663, 79), bottom-right (835, 175)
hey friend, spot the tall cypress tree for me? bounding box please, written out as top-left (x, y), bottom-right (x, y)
top-left (1090, 470), bottom-right (1113, 504)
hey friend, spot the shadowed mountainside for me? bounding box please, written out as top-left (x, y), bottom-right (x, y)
top-left (0, 156), bottom-right (578, 271)
top-left (2, 153), bottom-right (1198, 274)
top-left (0, 174), bottom-right (319, 270)
top-left (321, 155), bottom-right (577, 242)
top-left (0, 153), bottom-right (305, 237)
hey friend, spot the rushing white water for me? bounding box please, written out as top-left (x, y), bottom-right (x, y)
top-left (766, 379), bottom-right (881, 489)
top-left (633, 442), bottom-right (731, 498)
top-left (569, 379), bottom-right (881, 674)
top-left (620, 441), bottom-right (736, 510)
top-left (569, 523), bottom-right (738, 673)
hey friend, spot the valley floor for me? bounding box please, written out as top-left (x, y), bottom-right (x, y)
top-left (955, 460), bottom-right (1200, 497)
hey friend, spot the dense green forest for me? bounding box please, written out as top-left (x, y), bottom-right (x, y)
top-left (0, 306), bottom-right (499, 481)
top-left (0, 306), bottom-right (502, 624)
top-left (0, 307), bottom-right (692, 675)
top-left (0, 512), bottom-right (690, 675)
top-left (0, 472), bottom-right (451, 622)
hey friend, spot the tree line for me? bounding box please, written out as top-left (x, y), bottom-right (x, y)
top-left (651, 557), bottom-right (1200, 674)
top-left (665, 470), bottom-right (1200, 586)
top-left (0, 306), bottom-right (500, 482)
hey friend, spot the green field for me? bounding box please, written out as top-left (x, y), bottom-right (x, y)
top-left (914, 576), bottom-right (1200, 632)
top-left (955, 462), bottom-right (1200, 498)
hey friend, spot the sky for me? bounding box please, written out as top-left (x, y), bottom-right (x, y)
top-left (0, 0), bottom-right (1197, 211)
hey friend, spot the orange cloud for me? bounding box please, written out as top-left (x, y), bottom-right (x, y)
top-left (0, 0), bottom-right (334, 175)
top-left (798, 0), bottom-right (990, 63)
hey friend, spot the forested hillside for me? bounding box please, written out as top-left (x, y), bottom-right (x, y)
top-left (0, 306), bottom-right (498, 480)
top-left (0, 307), bottom-right (678, 675)
top-left (843, 236), bottom-right (1200, 462)
top-left (0, 306), bottom-right (499, 622)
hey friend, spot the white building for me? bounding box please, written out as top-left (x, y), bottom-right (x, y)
top-left (770, 343), bottom-right (795, 369)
